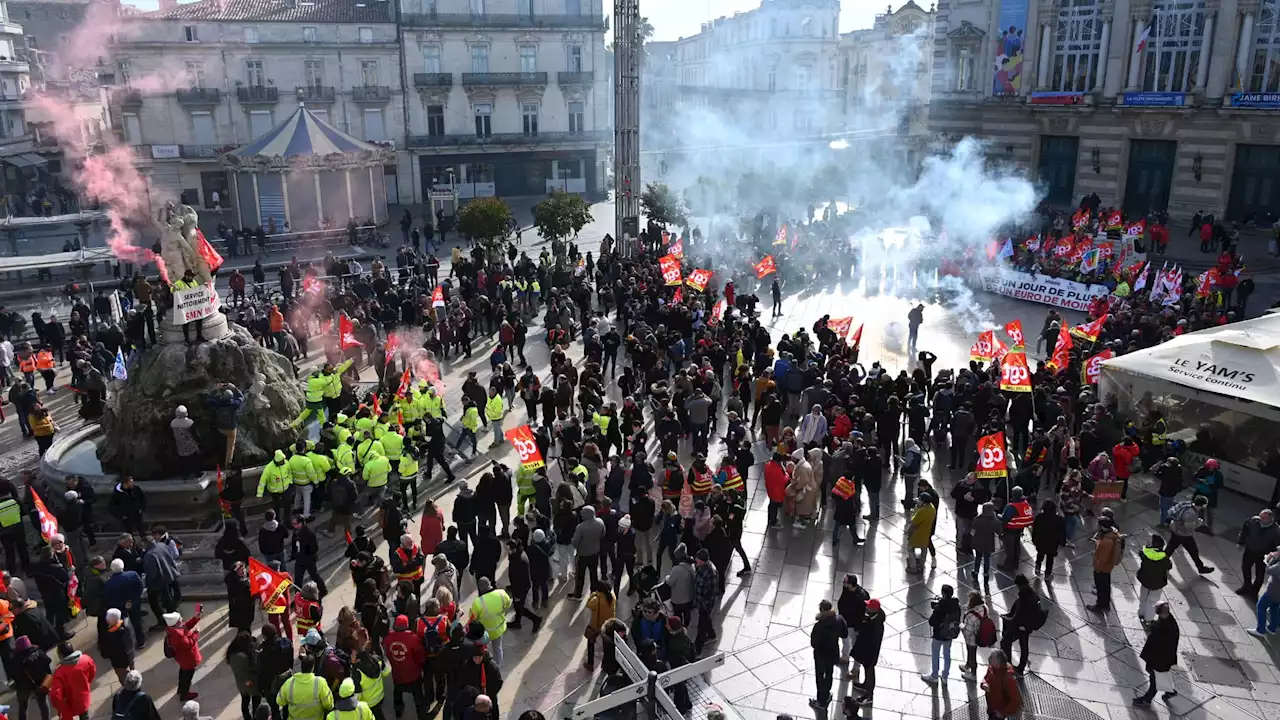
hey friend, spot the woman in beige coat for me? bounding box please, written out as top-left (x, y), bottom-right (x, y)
top-left (787, 449), bottom-right (819, 524)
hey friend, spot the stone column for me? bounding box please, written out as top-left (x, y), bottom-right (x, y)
top-left (1025, 0), bottom-right (1041, 95)
top-left (1234, 12), bottom-right (1255, 93)
top-left (1196, 13), bottom-right (1215, 92)
top-left (1206, 1), bottom-right (1239, 99)
top-left (1096, 20), bottom-right (1112, 94)
top-left (1127, 19), bottom-right (1147, 90)
top-left (1104, 0), bottom-right (1132, 95)
top-left (1038, 23), bottom-right (1053, 88)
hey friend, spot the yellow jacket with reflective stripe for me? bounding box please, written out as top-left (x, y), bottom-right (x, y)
top-left (356, 439), bottom-right (385, 466)
top-left (380, 431), bottom-right (404, 460)
top-left (307, 452), bottom-right (333, 477)
top-left (484, 396), bottom-right (505, 421)
top-left (333, 444), bottom-right (356, 475)
top-left (362, 455), bottom-right (392, 488)
top-left (288, 454), bottom-right (318, 485)
top-left (398, 455), bottom-right (419, 480)
top-left (469, 589), bottom-right (512, 639)
top-left (306, 374), bottom-right (327, 403)
top-left (257, 461), bottom-right (292, 496)
top-left (461, 407), bottom-right (481, 432)
top-left (276, 674), bottom-right (334, 720)
top-left (323, 360), bottom-right (353, 399)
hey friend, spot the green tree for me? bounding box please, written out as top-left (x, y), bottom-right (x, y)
top-left (532, 190), bottom-right (593, 243)
top-left (456, 197), bottom-right (513, 257)
top-left (640, 181), bottom-right (687, 229)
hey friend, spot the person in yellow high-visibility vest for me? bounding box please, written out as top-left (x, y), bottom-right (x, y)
top-left (362, 451), bottom-right (392, 503)
top-left (323, 360), bottom-right (353, 421)
top-left (397, 449), bottom-right (420, 511)
top-left (379, 427), bottom-right (404, 463)
top-left (484, 388), bottom-right (506, 448)
top-left (171, 269), bottom-right (207, 344)
top-left (288, 441), bottom-right (320, 519)
top-left (257, 449), bottom-right (293, 522)
top-left (420, 386), bottom-right (445, 420)
top-left (326, 678), bottom-right (374, 720)
top-left (469, 576), bottom-right (512, 667)
top-left (332, 436), bottom-right (356, 477)
top-left (456, 401), bottom-right (481, 459)
top-left (277, 652), bottom-right (334, 720)
top-left (356, 432), bottom-right (385, 469)
top-left (515, 464), bottom-right (537, 515)
top-left (295, 368), bottom-right (331, 427)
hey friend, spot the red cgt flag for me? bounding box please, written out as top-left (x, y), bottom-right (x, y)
top-left (827, 317), bottom-right (854, 339)
top-left (338, 314), bottom-right (363, 350)
top-left (194, 228), bottom-right (225, 274)
top-left (248, 557), bottom-right (292, 605)
top-left (396, 368), bottom-right (412, 399)
top-left (1048, 325), bottom-right (1073, 371)
top-left (1070, 314), bottom-right (1108, 343)
top-left (431, 286), bottom-right (445, 307)
top-left (849, 324), bottom-right (864, 347)
top-left (754, 255), bottom-right (776, 278)
top-left (1005, 319), bottom-right (1025, 349)
top-left (975, 432), bottom-right (1009, 479)
top-left (384, 332), bottom-right (401, 366)
top-left (999, 352), bottom-right (1033, 392)
top-left (671, 286), bottom-right (683, 304)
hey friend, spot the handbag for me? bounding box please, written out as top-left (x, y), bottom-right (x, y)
top-left (583, 625), bottom-right (600, 641)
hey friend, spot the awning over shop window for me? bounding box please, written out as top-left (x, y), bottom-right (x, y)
top-left (2, 153), bottom-right (47, 169)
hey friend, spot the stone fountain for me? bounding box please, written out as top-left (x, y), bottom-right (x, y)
top-left (41, 203), bottom-right (305, 526)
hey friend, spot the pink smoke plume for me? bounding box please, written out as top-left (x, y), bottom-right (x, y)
top-left (29, 93), bottom-right (167, 282)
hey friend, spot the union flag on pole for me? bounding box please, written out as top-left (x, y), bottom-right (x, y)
top-left (30, 488), bottom-right (58, 544)
top-left (1004, 319), bottom-right (1025, 349)
top-left (1047, 325), bottom-right (1073, 370)
top-left (1083, 349), bottom-right (1114, 385)
top-left (338, 314), bottom-right (362, 349)
top-left (671, 286), bottom-right (683, 304)
top-left (396, 368), bottom-right (412, 399)
top-left (975, 432), bottom-right (1009, 479)
top-left (848, 323), bottom-right (864, 347)
top-left (969, 330), bottom-right (995, 362)
top-left (384, 332), bottom-right (401, 366)
top-left (685, 268), bottom-right (713, 292)
top-left (194, 228), bottom-right (225, 273)
top-left (999, 352), bottom-right (1033, 392)
top-left (826, 317), bottom-right (854, 340)
top-left (1069, 314), bottom-right (1108, 343)
top-left (248, 557), bottom-right (293, 606)
top-left (659, 255), bottom-right (683, 286)
top-left (669, 238), bottom-right (684, 259)
top-left (754, 255), bottom-right (777, 278)
top-left (710, 299), bottom-right (726, 325)
top-left (773, 224), bottom-right (788, 246)
top-left (431, 285), bottom-right (445, 307)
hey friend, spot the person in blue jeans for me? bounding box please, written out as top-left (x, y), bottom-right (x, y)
top-left (1248, 552), bottom-right (1280, 637)
top-left (1153, 457), bottom-right (1183, 526)
top-left (922, 584), bottom-right (961, 683)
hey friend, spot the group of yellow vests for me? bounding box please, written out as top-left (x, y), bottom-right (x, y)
top-left (258, 382), bottom-right (452, 497)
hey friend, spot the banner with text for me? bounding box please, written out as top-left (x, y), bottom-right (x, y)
top-left (977, 268), bottom-right (1110, 311)
top-left (171, 284), bottom-right (219, 325)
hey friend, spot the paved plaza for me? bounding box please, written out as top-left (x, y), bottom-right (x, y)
top-left (7, 209), bottom-right (1280, 720)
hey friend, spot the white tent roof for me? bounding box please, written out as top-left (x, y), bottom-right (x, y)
top-left (1101, 313), bottom-right (1280, 411)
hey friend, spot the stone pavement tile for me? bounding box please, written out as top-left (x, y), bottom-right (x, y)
top-left (1031, 656), bottom-right (1099, 681)
top-left (721, 672), bottom-right (768, 702)
top-left (769, 628), bottom-right (810, 655)
top-left (1195, 697), bottom-right (1263, 720)
top-left (751, 656), bottom-right (801, 686)
top-left (1251, 681), bottom-right (1280, 703)
top-left (736, 639), bottom-right (784, 670)
top-left (761, 688), bottom-right (815, 716)
top-left (708, 653), bottom-right (749, 683)
top-left (733, 689), bottom-right (769, 710)
top-left (744, 580), bottom-right (779, 605)
top-left (771, 592), bottom-right (807, 626)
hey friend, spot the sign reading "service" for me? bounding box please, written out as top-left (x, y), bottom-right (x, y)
top-left (977, 268), bottom-right (1110, 311)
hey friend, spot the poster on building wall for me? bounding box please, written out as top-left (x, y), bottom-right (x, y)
top-left (992, 0), bottom-right (1028, 96)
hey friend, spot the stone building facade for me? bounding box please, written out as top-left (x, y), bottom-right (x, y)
top-left (929, 0), bottom-right (1280, 223)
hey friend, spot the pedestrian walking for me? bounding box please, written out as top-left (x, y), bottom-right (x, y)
top-left (583, 583), bottom-right (615, 672)
top-left (1249, 551), bottom-right (1280, 637)
top-left (808, 599), bottom-right (847, 711)
top-left (959, 591), bottom-right (995, 680)
top-left (1087, 518), bottom-right (1123, 613)
top-left (982, 650), bottom-right (1022, 719)
top-left (922, 584), bottom-right (960, 683)
top-left (1236, 509), bottom-right (1280, 596)
top-left (999, 575), bottom-right (1043, 676)
top-left (1165, 497), bottom-right (1216, 574)
top-left (847, 598), bottom-right (884, 708)
top-left (1136, 534), bottom-right (1172, 622)
top-left (1133, 601), bottom-right (1180, 706)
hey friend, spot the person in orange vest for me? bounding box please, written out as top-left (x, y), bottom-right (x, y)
top-left (35, 346), bottom-right (56, 394)
top-left (293, 580), bottom-right (322, 637)
top-left (687, 455), bottom-right (714, 500)
top-left (389, 535), bottom-right (425, 597)
top-left (269, 305), bottom-right (285, 352)
top-left (264, 560), bottom-right (294, 642)
top-left (998, 487), bottom-right (1034, 571)
top-left (16, 346), bottom-right (36, 387)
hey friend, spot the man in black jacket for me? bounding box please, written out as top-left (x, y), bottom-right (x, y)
top-left (1133, 601), bottom-right (1180, 706)
top-left (950, 473), bottom-right (989, 553)
top-left (503, 541), bottom-right (542, 632)
top-left (110, 477), bottom-right (147, 538)
top-left (290, 516), bottom-right (327, 596)
top-left (809, 599), bottom-right (848, 711)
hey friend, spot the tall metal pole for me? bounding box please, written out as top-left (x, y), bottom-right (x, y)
top-left (614, 0), bottom-right (641, 254)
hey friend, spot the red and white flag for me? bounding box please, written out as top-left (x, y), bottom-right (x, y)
top-left (338, 314), bottom-right (362, 349)
top-left (431, 285), bottom-right (445, 307)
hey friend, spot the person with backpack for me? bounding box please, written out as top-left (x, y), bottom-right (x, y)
top-left (110, 670), bottom-right (163, 720)
top-left (959, 591), bottom-right (996, 681)
top-left (1166, 496), bottom-right (1216, 574)
top-left (1133, 601), bottom-right (1181, 706)
top-left (417, 597), bottom-right (450, 707)
top-left (808, 599), bottom-right (847, 711)
top-left (13, 635), bottom-right (53, 720)
top-left (982, 649), bottom-right (1022, 719)
top-left (921, 584), bottom-right (960, 683)
top-left (1087, 518), bottom-right (1124, 613)
top-left (1031, 499), bottom-right (1065, 577)
top-left (999, 575), bottom-right (1044, 677)
top-left (1136, 535), bottom-right (1172, 623)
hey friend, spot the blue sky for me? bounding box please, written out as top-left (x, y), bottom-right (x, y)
top-left (122, 0), bottom-right (884, 40)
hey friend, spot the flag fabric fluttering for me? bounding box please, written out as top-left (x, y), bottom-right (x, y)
top-left (338, 314), bottom-right (362, 349)
top-left (773, 224), bottom-right (788, 246)
top-left (396, 368), bottom-right (412, 399)
top-left (1048, 325), bottom-right (1073, 370)
top-left (1078, 247), bottom-right (1101, 274)
top-left (112, 348), bottom-right (128, 381)
top-left (998, 238), bottom-right (1014, 259)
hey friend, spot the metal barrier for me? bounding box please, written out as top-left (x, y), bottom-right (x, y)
top-left (569, 631), bottom-right (725, 719)
top-left (210, 225), bottom-right (383, 256)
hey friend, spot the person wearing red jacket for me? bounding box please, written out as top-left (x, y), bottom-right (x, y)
top-left (49, 642), bottom-right (96, 720)
top-left (163, 609), bottom-right (203, 701)
top-left (1112, 438), bottom-right (1141, 499)
top-left (382, 614), bottom-right (428, 720)
top-left (420, 500), bottom-right (446, 556)
top-left (764, 452), bottom-right (789, 529)
top-left (831, 408), bottom-right (853, 440)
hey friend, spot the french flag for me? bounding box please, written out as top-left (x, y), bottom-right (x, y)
top-left (1133, 17), bottom-right (1153, 57)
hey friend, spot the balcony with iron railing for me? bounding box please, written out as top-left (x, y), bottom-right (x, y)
top-left (407, 129), bottom-right (606, 148)
top-left (237, 85), bottom-right (279, 104)
top-left (295, 85), bottom-right (336, 103)
top-left (110, 87), bottom-right (143, 106)
top-left (413, 73), bottom-right (453, 88)
top-left (401, 12), bottom-right (606, 29)
top-left (557, 71), bottom-right (594, 85)
top-left (176, 87), bottom-right (221, 105)
top-left (461, 72), bottom-right (547, 87)
top-left (351, 85), bottom-right (391, 103)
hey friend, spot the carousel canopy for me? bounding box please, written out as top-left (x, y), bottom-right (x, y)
top-left (228, 106), bottom-right (380, 159)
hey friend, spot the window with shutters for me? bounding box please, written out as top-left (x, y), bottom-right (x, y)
top-left (568, 101), bottom-right (584, 133)
top-left (427, 105), bottom-right (445, 135)
top-left (245, 59), bottom-right (265, 87)
top-left (249, 110), bottom-right (273, 137)
top-left (363, 108), bottom-right (386, 141)
top-left (519, 44), bottom-right (537, 73)
top-left (304, 60), bottom-right (324, 87)
top-left (192, 112), bottom-right (216, 144)
top-left (185, 61), bottom-right (205, 88)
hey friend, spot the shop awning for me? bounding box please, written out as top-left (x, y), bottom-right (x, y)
top-left (2, 153), bottom-right (47, 169)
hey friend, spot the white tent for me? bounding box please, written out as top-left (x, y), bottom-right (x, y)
top-left (1099, 313), bottom-right (1280, 502)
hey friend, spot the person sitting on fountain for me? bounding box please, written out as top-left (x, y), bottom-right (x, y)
top-left (172, 269), bottom-right (205, 345)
